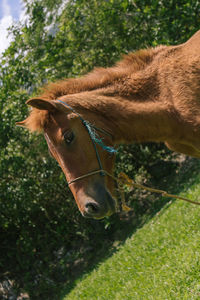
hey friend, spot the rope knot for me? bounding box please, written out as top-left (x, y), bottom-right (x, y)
top-left (82, 120), bottom-right (117, 154)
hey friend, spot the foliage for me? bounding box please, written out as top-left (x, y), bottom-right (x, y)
top-left (0, 0), bottom-right (199, 298)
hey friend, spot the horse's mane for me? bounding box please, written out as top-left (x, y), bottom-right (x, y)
top-left (24, 46), bottom-right (166, 132)
top-left (40, 47), bottom-right (165, 100)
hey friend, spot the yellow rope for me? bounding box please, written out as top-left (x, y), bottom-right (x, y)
top-left (117, 172), bottom-right (200, 211)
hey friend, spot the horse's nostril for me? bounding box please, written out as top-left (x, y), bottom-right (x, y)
top-left (85, 202), bottom-right (99, 215)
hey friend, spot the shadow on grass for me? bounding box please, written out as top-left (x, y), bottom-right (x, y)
top-left (59, 156), bottom-right (200, 299)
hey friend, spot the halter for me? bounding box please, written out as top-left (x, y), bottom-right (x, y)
top-left (56, 100), bottom-right (117, 185)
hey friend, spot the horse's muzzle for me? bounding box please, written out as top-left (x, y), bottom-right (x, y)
top-left (81, 182), bottom-right (116, 219)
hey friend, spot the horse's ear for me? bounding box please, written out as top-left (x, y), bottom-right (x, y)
top-left (16, 119), bottom-right (28, 128)
top-left (26, 98), bottom-right (71, 114)
top-left (26, 98), bottom-right (57, 111)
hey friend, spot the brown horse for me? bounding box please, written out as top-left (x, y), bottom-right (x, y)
top-left (17, 31), bottom-right (200, 219)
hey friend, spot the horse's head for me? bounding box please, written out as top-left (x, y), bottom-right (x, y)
top-left (17, 98), bottom-right (117, 219)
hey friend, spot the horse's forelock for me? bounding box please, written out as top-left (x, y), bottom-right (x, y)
top-left (24, 108), bottom-right (50, 132)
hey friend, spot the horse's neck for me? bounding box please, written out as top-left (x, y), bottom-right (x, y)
top-left (108, 99), bottom-right (174, 144)
top-left (92, 68), bottom-right (175, 144)
top-left (89, 93), bottom-right (172, 144)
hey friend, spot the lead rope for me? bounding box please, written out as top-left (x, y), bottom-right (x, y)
top-left (116, 172), bottom-right (200, 211)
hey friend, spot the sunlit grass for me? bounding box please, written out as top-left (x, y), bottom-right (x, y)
top-left (63, 175), bottom-right (200, 300)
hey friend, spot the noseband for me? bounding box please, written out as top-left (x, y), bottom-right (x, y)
top-left (56, 100), bottom-right (117, 185)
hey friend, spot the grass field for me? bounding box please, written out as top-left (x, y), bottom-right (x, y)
top-left (62, 171), bottom-right (200, 299)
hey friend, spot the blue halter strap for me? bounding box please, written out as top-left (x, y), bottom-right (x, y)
top-left (57, 99), bottom-right (117, 182)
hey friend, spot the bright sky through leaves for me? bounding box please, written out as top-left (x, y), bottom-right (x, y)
top-left (0, 0), bottom-right (23, 55)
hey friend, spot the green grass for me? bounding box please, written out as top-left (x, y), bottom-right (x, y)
top-left (63, 175), bottom-right (200, 300)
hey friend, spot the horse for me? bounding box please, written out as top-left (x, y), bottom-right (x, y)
top-left (17, 30), bottom-right (200, 219)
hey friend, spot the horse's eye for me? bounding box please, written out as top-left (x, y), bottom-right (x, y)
top-left (64, 131), bottom-right (75, 145)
